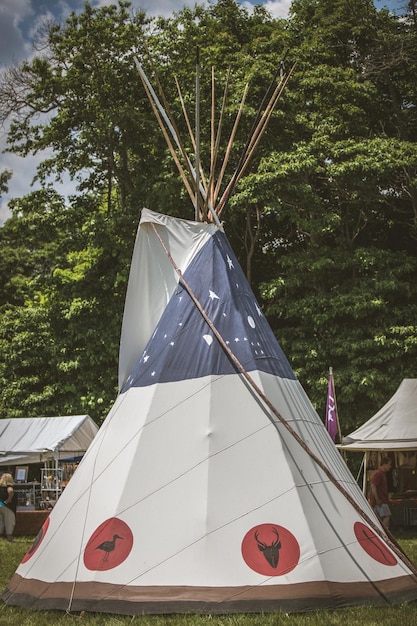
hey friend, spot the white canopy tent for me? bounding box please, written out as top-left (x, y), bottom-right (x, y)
top-left (340, 379), bottom-right (417, 452)
top-left (0, 415), bottom-right (99, 467)
top-left (339, 379), bottom-right (417, 505)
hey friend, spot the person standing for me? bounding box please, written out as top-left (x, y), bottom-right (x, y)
top-left (369, 457), bottom-right (392, 530)
top-left (0, 473), bottom-right (17, 542)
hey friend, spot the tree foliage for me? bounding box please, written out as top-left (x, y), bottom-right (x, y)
top-left (0, 0), bottom-right (416, 434)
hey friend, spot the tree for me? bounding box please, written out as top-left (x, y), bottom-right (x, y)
top-left (0, 189), bottom-right (127, 421)
top-left (256, 0), bottom-right (417, 430)
top-left (0, 0), bottom-right (416, 435)
top-left (0, 1), bottom-right (161, 218)
top-left (0, 0), bottom-right (291, 422)
top-left (0, 169), bottom-right (12, 197)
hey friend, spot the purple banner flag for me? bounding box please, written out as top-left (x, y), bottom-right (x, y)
top-left (325, 370), bottom-right (339, 442)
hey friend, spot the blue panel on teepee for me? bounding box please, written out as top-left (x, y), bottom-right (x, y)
top-left (122, 231), bottom-right (295, 391)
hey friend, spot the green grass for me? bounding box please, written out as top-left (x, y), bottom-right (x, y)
top-left (1, 531), bottom-right (417, 626)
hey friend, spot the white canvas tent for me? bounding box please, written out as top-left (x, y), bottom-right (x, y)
top-left (3, 61), bottom-right (417, 616)
top-left (3, 209), bottom-right (417, 615)
top-left (339, 379), bottom-right (417, 502)
top-left (0, 415), bottom-right (99, 466)
top-left (340, 379), bottom-right (417, 451)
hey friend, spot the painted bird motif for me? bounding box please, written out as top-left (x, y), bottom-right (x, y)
top-left (96, 534), bottom-right (123, 561)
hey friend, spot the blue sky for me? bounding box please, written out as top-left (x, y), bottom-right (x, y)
top-left (0, 0), bottom-right (405, 223)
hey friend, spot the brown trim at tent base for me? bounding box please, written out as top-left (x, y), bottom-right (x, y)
top-left (3, 574), bottom-right (417, 615)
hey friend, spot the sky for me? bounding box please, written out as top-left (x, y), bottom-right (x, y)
top-left (0, 0), bottom-right (403, 224)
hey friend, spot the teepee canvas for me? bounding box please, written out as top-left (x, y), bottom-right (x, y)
top-left (3, 208), bottom-right (417, 615)
top-left (3, 58), bottom-right (417, 616)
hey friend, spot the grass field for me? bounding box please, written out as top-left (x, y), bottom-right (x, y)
top-left (1, 531), bottom-right (417, 626)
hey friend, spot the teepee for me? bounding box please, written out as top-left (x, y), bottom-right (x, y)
top-left (3, 56), bottom-right (417, 616)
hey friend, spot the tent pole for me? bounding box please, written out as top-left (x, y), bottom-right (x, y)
top-left (134, 56), bottom-right (221, 227)
top-left (213, 81), bottom-right (248, 208)
top-left (206, 66), bottom-right (230, 212)
top-left (362, 452), bottom-right (367, 494)
top-left (209, 66), bottom-right (215, 209)
top-left (55, 449), bottom-right (59, 502)
top-left (137, 62), bottom-right (196, 205)
top-left (195, 46), bottom-right (201, 221)
top-left (216, 54), bottom-right (293, 215)
top-left (174, 75), bottom-right (208, 198)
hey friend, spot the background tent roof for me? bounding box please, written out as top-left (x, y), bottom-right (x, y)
top-left (0, 415), bottom-right (99, 466)
top-left (340, 379), bottom-right (417, 451)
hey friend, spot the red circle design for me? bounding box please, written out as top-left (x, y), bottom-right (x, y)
top-left (354, 521), bottom-right (397, 566)
top-left (242, 523), bottom-right (300, 576)
top-left (21, 516), bottom-right (50, 564)
top-left (84, 518), bottom-right (133, 571)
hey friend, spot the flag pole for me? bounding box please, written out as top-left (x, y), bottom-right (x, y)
top-left (331, 367), bottom-right (343, 443)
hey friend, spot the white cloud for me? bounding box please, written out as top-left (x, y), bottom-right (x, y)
top-left (0, 0), bottom-right (34, 66)
top-left (241, 0), bottom-right (291, 19)
top-left (93, 0), bottom-right (206, 18)
top-left (263, 0), bottom-right (292, 19)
